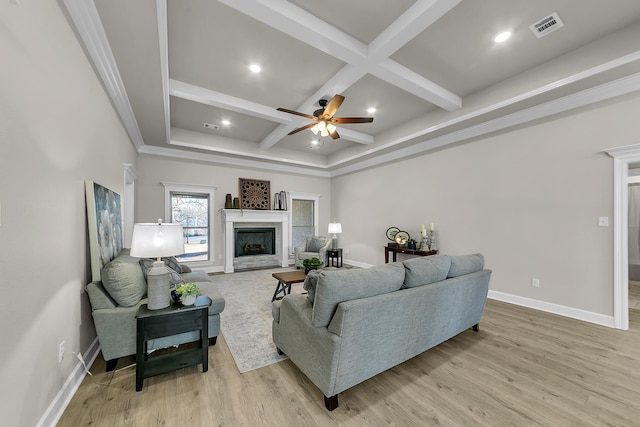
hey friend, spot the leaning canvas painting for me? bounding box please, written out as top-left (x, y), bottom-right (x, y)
top-left (85, 181), bottom-right (123, 281)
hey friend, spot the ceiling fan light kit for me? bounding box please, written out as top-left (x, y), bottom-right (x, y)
top-left (277, 94), bottom-right (373, 141)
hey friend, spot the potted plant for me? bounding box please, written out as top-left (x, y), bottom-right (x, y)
top-left (303, 257), bottom-right (322, 274)
top-left (407, 238), bottom-right (417, 250)
top-left (175, 282), bottom-right (200, 306)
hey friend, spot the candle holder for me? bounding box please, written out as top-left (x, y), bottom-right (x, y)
top-left (419, 236), bottom-right (429, 251)
top-left (428, 230), bottom-right (437, 251)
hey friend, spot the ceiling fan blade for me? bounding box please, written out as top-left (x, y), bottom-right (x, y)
top-left (287, 122), bottom-right (316, 135)
top-left (277, 107), bottom-right (316, 120)
top-left (323, 95), bottom-right (345, 119)
top-left (331, 117), bottom-right (374, 124)
top-left (329, 128), bottom-right (340, 139)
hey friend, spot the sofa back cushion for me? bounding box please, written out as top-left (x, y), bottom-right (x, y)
top-left (312, 262), bottom-right (405, 327)
top-left (447, 253), bottom-right (485, 278)
top-left (402, 255), bottom-right (451, 288)
top-left (101, 252), bottom-right (147, 307)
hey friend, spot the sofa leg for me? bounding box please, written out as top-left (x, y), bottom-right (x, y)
top-left (105, 358), bottom-right (118, 372)
top-left (276, 347), bottom-right (284, 356)
top-left (209, 336), bottom-right (217, 346)
top-left (324, 394), bottom-right (338, 411)
top-left (472, 323), bottom-right (479, 332)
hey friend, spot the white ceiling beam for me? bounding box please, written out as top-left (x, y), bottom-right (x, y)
top-left (368, 0), bottom-right (462, 60)
top-left (221, 0), bottom-right (461, 112)
top-left (170, 79), bottom-right (293, 123)
top-left (218, 0), bottom-right (367, 64)
top-left (374, 59), bottom-right (461, 110)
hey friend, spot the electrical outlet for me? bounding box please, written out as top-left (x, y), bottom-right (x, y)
top-left (532, 278), bottom-right (540, 288)
top-left (58, 341), bottom-right (65, 363)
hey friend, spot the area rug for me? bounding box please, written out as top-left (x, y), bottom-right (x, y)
top-left (212, 267), bottom-right (306, 373)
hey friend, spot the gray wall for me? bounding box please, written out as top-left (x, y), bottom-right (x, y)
top-left (0, 2), bottom-right (138, 426)
top-left (136, 155), bottom-right (332, 270)
top-left (332, 93), bottom-right (640, 317)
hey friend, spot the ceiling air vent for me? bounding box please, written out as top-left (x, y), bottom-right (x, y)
top-left (203, 122), bottom-right (220, 130)
top-left (529, 12), bottom-right (564, 39)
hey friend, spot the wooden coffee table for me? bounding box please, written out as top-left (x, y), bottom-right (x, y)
top-left (271, 270), bottom-right (307, 302)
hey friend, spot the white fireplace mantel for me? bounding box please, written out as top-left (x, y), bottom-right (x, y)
top-left (222, 209), bottom-right (289, 273)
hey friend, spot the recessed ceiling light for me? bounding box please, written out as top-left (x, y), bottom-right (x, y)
top-left (367, 107), bottom-right (376, 114)
top-left (494, 31), bottom-right (512, 43)
top-left (221, 120), bottom-right (230, 126)
top-left (249, 64), bottom-right (261, 73)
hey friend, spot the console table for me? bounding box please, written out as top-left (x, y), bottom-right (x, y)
top-left (384, 246), bottom-right (438, 263)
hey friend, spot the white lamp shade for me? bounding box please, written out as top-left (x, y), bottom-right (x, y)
top-left (130, 221), bottom-right (184, 258)
top-left (328, 222), bottom-right (342, 234)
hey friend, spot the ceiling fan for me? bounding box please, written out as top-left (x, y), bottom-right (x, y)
top-left (277, 94), bottom-right (373, 140)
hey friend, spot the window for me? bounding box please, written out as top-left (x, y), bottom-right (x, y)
top-left (162, 182), bottom-right (216, 264)
top-left (171, 193), bottom-right (209, 262)
top-left (289, 192), bottom-right (320, 253)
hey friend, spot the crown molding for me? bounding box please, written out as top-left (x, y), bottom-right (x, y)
top-left (62, 0), bottom-right (145, 149)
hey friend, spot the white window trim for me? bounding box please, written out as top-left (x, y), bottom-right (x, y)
top-left (288, 192), bottom-right (321, 255)
top-left (161, 181), bottom-right (216, 267)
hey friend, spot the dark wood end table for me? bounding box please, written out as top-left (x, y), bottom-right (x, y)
top-left (327, 248), bottom-right (343, 267)
top-left (135, 295), bottom-right (211, 391)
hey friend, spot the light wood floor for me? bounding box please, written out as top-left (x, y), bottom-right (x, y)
top-left (58, 299), bottom-right (640, 426)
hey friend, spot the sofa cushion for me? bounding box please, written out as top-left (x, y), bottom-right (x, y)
top-left (308, 237), bottom-right (327, 252)
top-left (312, 262), bottom-right (405, 327)
top-left (402, 255), bottom-right (451, 288)
top-left (101, 253), bottom-right (147, 307)
top-left (447, 253), bottom-right (485, 278)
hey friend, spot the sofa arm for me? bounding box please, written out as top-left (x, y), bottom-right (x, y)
top-left (274, 294), bottom-right (341, 397)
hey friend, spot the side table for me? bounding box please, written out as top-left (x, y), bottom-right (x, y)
top-left (327, 248), bottom-right (343, 268)
top-left (135, 295), bottom-right (211, 391)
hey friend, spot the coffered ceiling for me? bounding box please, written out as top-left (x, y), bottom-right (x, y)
top-left (64, 0), bottom-right (640, 176)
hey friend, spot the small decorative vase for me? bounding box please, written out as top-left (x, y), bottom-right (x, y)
top-left (181, 294), bottom-right (196, 306)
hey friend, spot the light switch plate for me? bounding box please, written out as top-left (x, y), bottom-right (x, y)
top-left (598, 217), bottom-right (609, 227)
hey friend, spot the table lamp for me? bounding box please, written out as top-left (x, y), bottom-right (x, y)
top-left (328, 222), bottom-right (342, 250)
top-left (130, 219), bottom-right (184, 310)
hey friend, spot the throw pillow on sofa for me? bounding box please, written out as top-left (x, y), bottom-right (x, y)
top-left (101, 253), bottom-right (147, 307)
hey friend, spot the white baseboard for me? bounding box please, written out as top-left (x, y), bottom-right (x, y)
top-left (36, 338), bottom-right (101, 427)
top-left (488, 290), bottom-right (616, 328)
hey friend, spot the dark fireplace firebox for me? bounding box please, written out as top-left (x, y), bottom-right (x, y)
top-left (234, 228), bottom-right (276, 257)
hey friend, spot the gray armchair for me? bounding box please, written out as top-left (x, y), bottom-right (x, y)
top-left (85, 249), bottom-right (225, 371)
top-left (294, 236), bottom-right (332, 268)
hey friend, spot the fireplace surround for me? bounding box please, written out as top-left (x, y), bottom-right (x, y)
top-left (223, 209), bottom-right (289, 273)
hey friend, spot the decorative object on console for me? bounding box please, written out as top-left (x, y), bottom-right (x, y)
top-left (239, 178), bottom-right (271, 210)
top-left (386, 226), bottom-right (399, 241)
top-left (176, 282), bottom-right (200, 306)
top-left (407, 239), bottom-right (417, 250)
top-left (328, 222), bottom-right (342, 250)
top-left (273, 190), bottom-right (288, 210)
top-left (394, 230), bottom-right (409, 246)
top-left (85, 181), bottom-right (123, 281)
top-left (130, 219), bottom-right (184, 310)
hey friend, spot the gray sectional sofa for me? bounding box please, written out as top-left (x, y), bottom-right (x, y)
top-left (85, 249), bottom-right (225, 370)
top-left (272, 253), bottom-right (491, 410)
